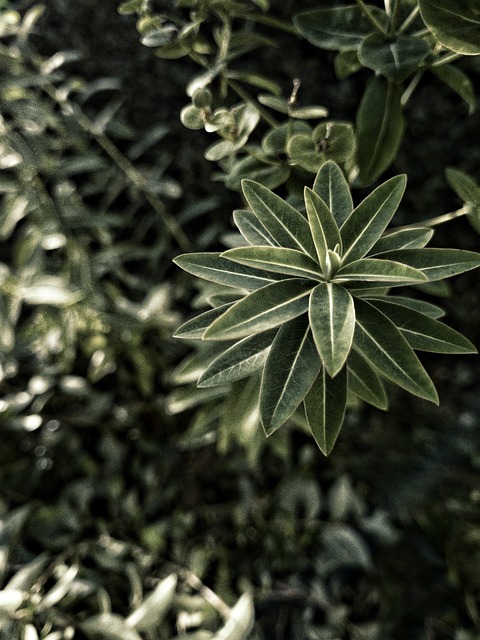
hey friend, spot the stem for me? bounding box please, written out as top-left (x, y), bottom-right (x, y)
top-left (401, 69), bottom-right (424, 107)
top-left (355, 0), bottom-right (388, 36)
top-left (179, 568), bottom-right (231, 619)
top-left (226, 78), bottom-right (279, 128)
top-left (399, 206), bottom-right (469, 229)
top-left (398, 5), bottom-right (420, 33)
top-left (384, 0), bottom-right (392, 17)
top-left (430, 52), bottom-right (463, 67)
top-left (245, 12), bottom-right (298, 35)
top-left (388, 0), bottom-right (401, 37)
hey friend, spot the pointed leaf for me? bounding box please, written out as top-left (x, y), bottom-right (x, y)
top-left (198, 330), bottom-right (277, 387)
top-left (445, 167), bottom-right (480, 205)
top-left (376, 248), bottom-right (480, 281)
top-left (313, 160), bottom-right (353, 226)
top-left (309, 283), bottom-right (355, 377)
top-left (347, 349), bottom-right (388, 410)
top-left (221, 246), bottom-right (322, 280)
top-left (205, 279), bottom-right (314, 341)
top-left (359, 34), bottom-right (429, 83)
top-left (369, 227), bottom-right (434, 255)
top-left (433, 65), bottom-right (476, 115)
top-left (304, 187), bottom-right (342, 273)
top-left (293, 6), bottom-right (389, 51)
top-left (126, 574), bottom-right (177, 632)
top-left (260, 316), bottom-right (321, 435)
top-left (353, 298), bottom-right (438, 403)
top-left (418, 0), bottom-right (480, 55)
top-left (337, 257), bottom-right (427, 286)
top-left (81, 614), bottom-right (142, 640)
top-left (233, 209), bottom-right (278, 246)
top-left (364, 295), bottom-right (445, 319)
top-left (355, 77), bottom-right (405, 186)
top-left (173, 252), bottom-right (281, 290)
top-left (304, 366), bottom-right (347, 456)
top-left (242, 180), bottom-right (316, 257)
top-left (174, 303), bottom-right (234, 339)
top-left (340, 174), bottom-right (406, 264)
top-left (368, 299), bottom-right (477, 353)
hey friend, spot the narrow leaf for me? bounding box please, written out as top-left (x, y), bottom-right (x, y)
top-left (313, 160), bottom-right (354, 226)
top-left (340, 174), bottom-right (407, 264)
top-left (304, 187), bottom-right (342, 273)
top-left (304, 366), bottom-right (347, 456)
top-left (260, 316), bottom-right (321, 435)
top-left (364, 295), bottom-right (445, 319)
top-left (355, 77), bottom-right (405, 185)
top-left (309, 283), bottom-right (355, 377)
top-left (126, 574), bottom-right (177, 632)
top-left (376, 248), bottom-right (480, 281)
top-left (233, 209), bottom-right (278, 246)
top-left (369, 227), bottom-right (434, 255)
top-left (445, 167), bottom-right (480, 205)
top-left (242, 180), bottom-right (316, 257)
top-left (418, 0), bottom-right (480, 55)
top-left (174, 303), bottom-right (233, 339)
top-left (368, 299), bottom-right (477, 353)
top-left (204, 279), bottom-right (314, 341)
top-left (221, 246), bottom-right (322, 280)
top-left (173, 252), bottom-right (281, 290)
top-left (433, 65), bottom-right (476, 114)
top-left (347, 349), bottom-right (388, 410)
top-left (198, 330), bottom-right (277, 387)
top-left (353, 298), bottom-right (439, 403)
top-left (336, 257), bottom-right (427, 286)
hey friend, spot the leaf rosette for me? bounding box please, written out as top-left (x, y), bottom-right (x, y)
top-left (174, 161), bottom-right (480, 454)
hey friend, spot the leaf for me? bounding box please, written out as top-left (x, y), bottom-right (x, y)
top-left (165, 385), bottom-right (227, 415)
top-left (242, 180), bottom-right (316, 257)
top-left (221, 246), bottom-right (322, 280)
top-left (309, 283), bottom-right (355, 377)
top-left (233, 210), bottom-right (278, 247)
top-left (293, 6), bottom-right (389, 51)
top-left (304, 366), bottom-right (347, 455)
top-left (340, 174), bottom-right (406, 264)
top-left (369, 227), bottom-right (434, 255)
top-left (355, 77), bottom-right (405, 186)
top-left (432, 65), bottom-right (476, 114)
top-left (225, 156), bottom-right (290, 191)
top-left (173, 252), bottom-right (282, 290)
top-left (334, 49), bottom-right (363, 79)
top-left (311, 121), bottom-right (356, 162)
top-left (289, 105), bottom-right (329, 119)
top-left (353, 298), bottom-right (439, 403)
top-left (126, 574), bottom-right (177, 632)
top-left (313, 160), bottom-right (354, 227)
top-left (363, 295), bottom-right (445, 319)
top-left (376, 248), bottom-right (480, 281)
top-left (198, 330), bottom-right (276, 387)
top-left (347, 349), bottom-right (388, 410)
top-left (418, 0), bottom-right (480, 55)
top-left (260, 316), bottom-right (321, 435)
top-left (445, 167), bottom-right (480, 205)
top-left (204, 279), bottom-right (314, 341)
top-left (359, 34), bottom-right (429, 83)
top-left (336, 257), bottom-right (427, 286)
top-left (304, 187), bottom-right (342, 272)
top-left (82, 614), bottom-right (143, 640)
top-left (174, 303), bottom-right (234, 339)
top-left (368, 299), bottom-right (477, 353)
top-left (262, 121), bottom-right (311, 156)
top-left (20, 279), bottom-right (82, 306)
top-left (214, 592), bottom-right (255, 640)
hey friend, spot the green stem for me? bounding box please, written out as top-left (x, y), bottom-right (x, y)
top-left (430, 52), bottom-right (463, 67)
top-left (226, 78), bottom-right (279, 128)
top-left (245, 12), bottom-right (298, 35)
top-left (355, 0), bottom-right (388, 36)
top-left (399, 206), bottom-right (469, 229)
top-left (398, 5), bottom-right (420, 34)
top-left (388, 0), bottom-right (401, 37)
top-left (401, 69), bottom-right (424, 107)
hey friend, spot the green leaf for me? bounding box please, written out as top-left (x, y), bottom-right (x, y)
top-left (445, 167), bottom-right (480, 205)
top-left (204, 279), bottom-right (314, 340)
top-left (353, 299), bottom-right (439, 403)
top-left (359, 34), bottom-right (429, 83)
top-left (364, 295), bottom-right (445, 319)
top-left (165, 384), bottom-right (227, 415)
top-left (304, 187), bottom-right (342, 273)
top-left (432, 65), bottom-right (476, 114)
top-left (118, 0), bottom-right (145, 15)
top-left (368, 299), bottom-right (477, 353)
top-left (293, 6), bottom-right (389, 51)
top-left (173, 303), bottom-right (233, 339)
top-left (289, 105), bottom-right (329, 119)
top-left (198, 330), bottom-right (276, 387)
top-left (313, 160), bottom-right (354, 227)
top-left (340, 174), bottom-right (406, 264)
top-left (304, 366), bottom-right (347, 455)
top-left (355, 77), bottom-right (405, 186)
top-left (377, 248), bottom-right (480, 281)
top-left (82, 613), bottom-right (143, 640)
top-left (225, 156), bottom-right (290, 191)
top-left (347, 349), bottom-right (388, 410)
top-left (260, 316), bottom-right (320, 435)
top-left (262, 121), bottom-right (311, 156)
top-left (242, 180), bottom-right (316, 257)
top-left (126, 574), bottom-right (177, 632)
top-left (221, 246), bottom-right (322, 280)
top-left (369, 227), bottom-right (434, 255)
top-left (309, 283), bottom-right (355, 377)
top-left (336, 258), bottom-right (427, 286)
top-left (418, 0), bottom-right (480, 55)
top-left (312, 121), bottom-right (356, 162)
top-left (334, 49), bottom-right (363, 79)
top-left (173, 252), bottom-right (281, 290)
top-left (233, 209), bottom-right (278, 246)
